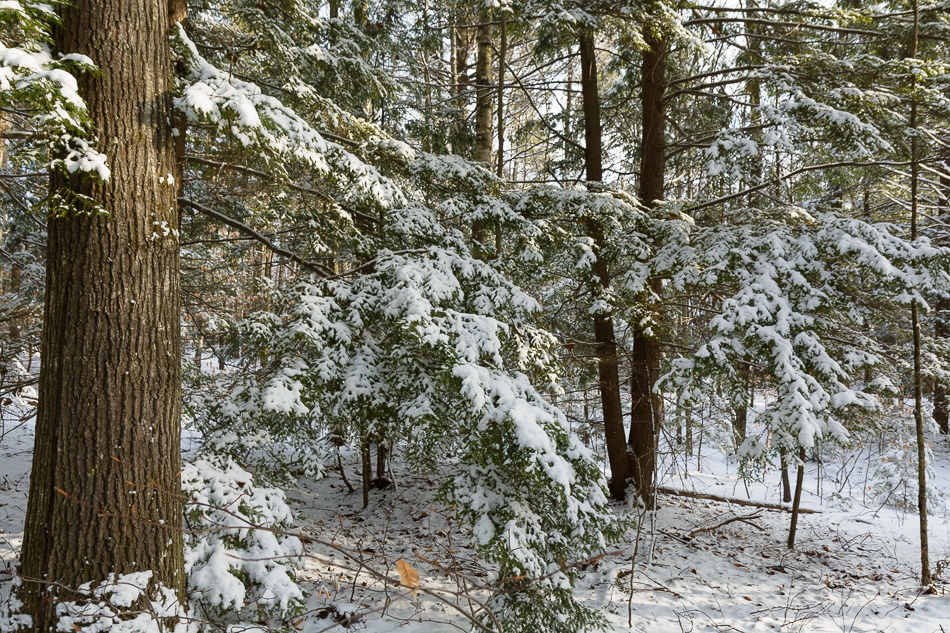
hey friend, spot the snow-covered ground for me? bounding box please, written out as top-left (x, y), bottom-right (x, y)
top-left (2, 395), bottom-right (949, 632)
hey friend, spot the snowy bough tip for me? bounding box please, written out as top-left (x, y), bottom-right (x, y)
top-left (181, 457), bottom-right (306, 629)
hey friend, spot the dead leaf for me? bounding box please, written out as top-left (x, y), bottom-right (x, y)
top-left (395, 559), bottom-right (420, 597)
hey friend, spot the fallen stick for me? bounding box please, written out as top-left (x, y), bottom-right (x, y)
top-left (657, 486), bottom-right (819, 514)
top-left (687, 511), bottom-right (763, 539)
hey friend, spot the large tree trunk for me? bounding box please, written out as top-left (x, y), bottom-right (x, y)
top-left (628, 28), bottom-right (666, 506)
top-left (18, 1), bottom-right (184, 629)
top-left (579, 28), bottom-right (630, 500)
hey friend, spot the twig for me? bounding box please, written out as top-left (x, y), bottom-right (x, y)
top-left (687, 512), bottom-right (763, 539)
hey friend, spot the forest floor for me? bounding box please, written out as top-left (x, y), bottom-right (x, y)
top-left (2, 397), bottom-right (950, 632)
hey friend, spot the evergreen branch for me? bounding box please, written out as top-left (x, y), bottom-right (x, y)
top-left (184, 155), bottom-right (381, 225)
top-left (687, 160), bottom-right (917, 213)
top-left (178, 197), bottom-right (334, 278)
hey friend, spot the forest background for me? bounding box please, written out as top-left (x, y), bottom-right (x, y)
top-left (0, 0), bottom-right (949, 631)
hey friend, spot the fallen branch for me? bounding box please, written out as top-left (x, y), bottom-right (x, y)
top-left (687, 512), bottom-right (763, 539)
top-left (657, 486), bottom-right (819, 514)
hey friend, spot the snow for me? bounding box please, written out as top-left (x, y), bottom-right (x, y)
top-left (4, 393), bottom-right (950, 632)
top-left (277, 418), bottom-right (950, 633)
top-left (0, 8), bottom-right (111, 183)
top-left (54, 571), bottom-right (188, 633)
top-left (172, 26), bottom-right (406, 210)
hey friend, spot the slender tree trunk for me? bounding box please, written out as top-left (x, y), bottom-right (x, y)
top-left (376, 442), bottom-right (387, 480)
top-left (781, 461), bottom-right (792, 503)
top-left (787, 448), bottom-right (806, 549)
top-left (578, 28), bottom-right (630, 501)
top-left (733, 360), bottom-right (751, 450)
top-left (472, 11), bottom-right (494, 258)
top-left (361, 442), bottom-right (372, 509)
top-left (909, 0), bottom-right (931, 586)
top-left (496, 12), bottom-right (506, 180)
top-left (474, 12), bottom-right (493, 165)
top-left (170, 0), bottom-right (187, 209)
top-left (735, 2), bottom-right (761, 452)
top-left (933, 148), bottom-right (950, 435)
top-left (628, 28), bottom-right (666, 506)
top-left (455, 25), bottom-right (471, 96)
top-left (17, 1), bottom-right (184, 629)
top-left (0, 117), bottom-right (19, 344)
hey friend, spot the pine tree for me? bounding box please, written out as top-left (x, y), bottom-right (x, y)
top-left (17, 0), bottom-right (185, 629)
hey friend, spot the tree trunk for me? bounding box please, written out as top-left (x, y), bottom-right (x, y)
top-left (781, 461), bottom-right (792, 503)
top-left (361, 442), bottom-right (372, 509)
top-left (732, 360), bottom-right (751, 450)
top-left (496, 13), bottom-right (506, 180)
top-left (454, 25), bottom-right (471, 96)
top-left (169, 0), bottom-right (187, 207)
top-left (578, 28), bottom-right (630, 501)
top-left (933, 148), bottom-right (950, 435)
top-left (628, 28), bottom-right (667, 506)
top-left (787, 448), bottom-right (806, 549)
top-left (474, 12), bottom-right (493, 165)
top-left (18, 1), bottom-right (184, 629)
top-left (470, 10), bottom-right (494, 259)
top-left (629, 322), bottom-right (660, 503)
top-left (908, 3), bottom-right (931, 585)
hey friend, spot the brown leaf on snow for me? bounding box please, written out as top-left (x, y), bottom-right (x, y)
top-left (395, 558), bottom-right (420, 597)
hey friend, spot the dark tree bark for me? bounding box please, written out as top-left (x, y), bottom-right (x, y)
top-left (579, 28), bottom-right (630, 501)
top-left (780, 458), bottom-right (792, 503)
top-left (786, 448), bottom-right (806, 549)
top-left (909, 1), bottom-right (931, 586)
top-left (628, 28), bottom-right (667, 506)
top-left (454, 25), bottom-right (472, 96)
top-left (933, 147), bottom-right (950, 435)
top-left (496, 13), bottom-right (507, 180)
top-left (18, 0), bottom-right (184, 629)
top-left (170, 0), bottom-right (188, 203)
top-left (361, 442), bottom-right (371, 509)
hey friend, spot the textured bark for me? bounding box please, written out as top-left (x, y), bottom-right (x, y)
top-left (579, 28), bottom-right (630, 500)
top-left (628, 28), bottom-right (666, 506)
top-left (579, 32), bottom-right (602, 183)
top-left (933, 150), bottom-right (950, 435)
top-left (474, 13), bottom-right (493, 165)
top-left (496, 14), bottom-right (506, 180)
top-left (629, 320), bottom-right (660, 503)
top-left (169, 0), bottom-right (188, 203)
top-left (780, 459), bottom-right (792, 503)
top-left (471, 11), bottom-right (494, 258)
top-left (787, 448), bottom-right (806, 549)
top-left (18, 1), bottom-right (184, 629)
top-left (454, 26), bottom-right (472, 95)
top-left (361, 443), bottom-right (371, 509)
top-left (909, 4), bottom-right (931, 585)
top-left (638, 30), bottom-right (666, 211)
